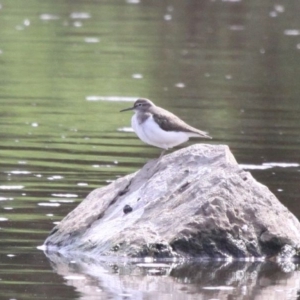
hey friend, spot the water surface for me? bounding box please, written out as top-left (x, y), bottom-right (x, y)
top-left (1, 0), bottom-right (300, 299)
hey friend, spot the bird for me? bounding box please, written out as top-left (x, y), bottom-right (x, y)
top-left (120, 98), bottom-right (212, 157)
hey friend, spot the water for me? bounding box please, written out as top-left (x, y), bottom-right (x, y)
top-left (0, 0), bottom-right (300, 299)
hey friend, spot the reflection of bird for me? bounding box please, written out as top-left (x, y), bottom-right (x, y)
top-left (120, 98), bottom-right (212, 156)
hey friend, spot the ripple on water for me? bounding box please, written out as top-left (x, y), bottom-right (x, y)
top-left (84, 37), bottom-right (100, 43)
top-left (240, 164), bottom-right (272, 170)
top-left (9, 170), bottom-right (31, 175)
top-left (132, 73), bottom-right (143, 79)
top-left (70, 12), bottom-right (91, 19)
top-left (92, 164), bottom-right (114, 168)
top-left (38, 203), bottom-right (61, 207)
top-left (117, 127), bottom-right (134, 132)
top-left (0, 186), bottom-right (24, 190)
top-left (50, 199), bottom-right (74, 203)
top-left (73, 21), bottom-right (82, 27)
top-left (229, 25), bottom-right (245, 31)
top-left (39, 14), bottom-right (60, 20)
top-left (126, 0), bottom-right (140, 3)
top-left (240, 162), bottom-right (299, 170)
top-left (47, 175), bottom-right (64, 180)
top-left (86, 96), bottom-right (136, 102)
top-left (175, 82), bottom-right (185, 88)
top-left (0, 197), bottom-right (14, 201)
top-left (51, 193), bottom-right (78, 198)
top-left (263, 162), bottom-right (299, 168)
top-left (284, 29), bottom-right (300, 36)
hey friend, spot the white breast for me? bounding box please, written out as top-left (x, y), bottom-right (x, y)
top-left (131, 114), bottom-right (189, 150)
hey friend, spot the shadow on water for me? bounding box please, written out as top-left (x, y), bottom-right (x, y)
top-left (44, 251), bottom-right (300, 300)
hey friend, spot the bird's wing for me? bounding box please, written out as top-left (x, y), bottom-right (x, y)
top-left (152, 108), bottom-right (211, 139)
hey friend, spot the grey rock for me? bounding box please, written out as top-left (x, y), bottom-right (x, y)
top-left (44, 144), bottom-right (300, 259)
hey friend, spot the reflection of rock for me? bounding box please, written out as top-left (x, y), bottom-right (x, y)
top-left (44, 144), bottom-right (300, 258)
top-left (45, 251), bottom-right (300, 300)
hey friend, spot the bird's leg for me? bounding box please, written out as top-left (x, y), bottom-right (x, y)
top-left (158, 149), bottom-right (166, 159)
top-left (149, 149), bottom-right (167, 176)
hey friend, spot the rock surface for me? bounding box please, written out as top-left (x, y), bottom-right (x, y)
top-left (44, 144), bottom-right (300, 259)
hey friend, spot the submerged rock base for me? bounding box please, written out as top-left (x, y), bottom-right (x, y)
top-left (44, 144), bottom-right (300, 259)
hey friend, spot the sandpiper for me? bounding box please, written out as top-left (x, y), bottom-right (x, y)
top-left (120, 98), bottom-right (212, 156)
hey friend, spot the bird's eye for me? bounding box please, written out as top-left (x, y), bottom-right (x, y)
top-left (138, 103), bottom-right (142, 106)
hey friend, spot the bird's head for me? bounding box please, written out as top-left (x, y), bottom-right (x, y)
top-left (120, 98), bottom-right (155, 113)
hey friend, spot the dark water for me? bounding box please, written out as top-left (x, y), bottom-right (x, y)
top-left (1, 0), bottom-right (300, 299)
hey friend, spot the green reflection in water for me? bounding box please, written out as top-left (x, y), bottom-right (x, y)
top-left (0, 0), bottom-right (300, 299)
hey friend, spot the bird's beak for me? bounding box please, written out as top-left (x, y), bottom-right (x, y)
top-left (120, 106), bottom-right (134, 112)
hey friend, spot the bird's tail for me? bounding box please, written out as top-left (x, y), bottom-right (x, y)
top-left (188, 131), bottom-right (212, 139)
